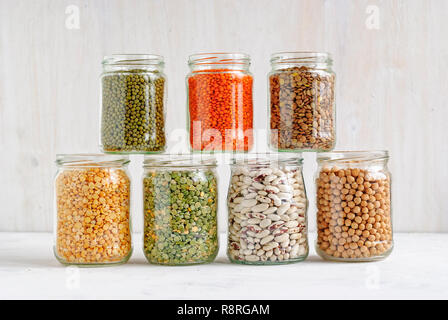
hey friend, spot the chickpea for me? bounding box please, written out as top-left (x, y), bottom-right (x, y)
top-left (316, 167), bottom-right (392, 260)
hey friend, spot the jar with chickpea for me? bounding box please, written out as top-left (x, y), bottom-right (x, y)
top-left (315, 151), bottom-right (393, 262)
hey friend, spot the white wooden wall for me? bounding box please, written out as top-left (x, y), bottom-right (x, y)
top-left (0, 0), bottom-right (447, 232)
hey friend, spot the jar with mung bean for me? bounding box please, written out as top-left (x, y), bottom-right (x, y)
top-left (227, 154), bottom-right (309, 265)
top-left (316, 151), bottom-right (393, 262)
top-left (269, 52), bottom-right (335, 152)
top-left (100, 54), bottom-right (167, 154)
top-left (54, 154), bottom-right (132, 266)
top-left (142, 156), bottom-right (219, 265)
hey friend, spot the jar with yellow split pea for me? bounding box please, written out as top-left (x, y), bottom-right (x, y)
top-left (54, 154), bottom-right (132, 266)
top-left (315, 151), bottom-right (393, 262)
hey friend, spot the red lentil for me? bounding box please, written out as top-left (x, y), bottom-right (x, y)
top-left (188, 68), bottom-right (253, 151)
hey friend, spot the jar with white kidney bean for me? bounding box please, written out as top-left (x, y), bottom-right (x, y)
top-left (227, 154), bottom-right (308, 264)
top-left (316, 151), bottom-right (393, 262)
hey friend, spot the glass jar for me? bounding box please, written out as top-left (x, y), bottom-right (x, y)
top-left (187, 53), bottom-right (254, 152)
top-left (54, 154), bottom-right (132, 266)
top-left (269, 52), bottom-right (335, 152)
top-left (227, 154), bottom-right (309, 264)
top-left (100, 54), bottom-right (167, 153)
top-left (142, 156), bottom-right (219, 265)
top-left (316, 151), bottom-right (393, 262)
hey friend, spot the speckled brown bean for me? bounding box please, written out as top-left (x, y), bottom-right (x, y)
top-left (316, 167), bottom-right (392, 261)
top-left (269, 66), bottom-right (335, 151)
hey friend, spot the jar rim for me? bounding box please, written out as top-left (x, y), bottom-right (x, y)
top-left (102, 54), bottom-right (164, 66)
top-left (188, 52), bottom-right (250, 66)
top-left (270, 51), bottom-right (331, 65)
top-left (143, 154), bottom-right (217, 168)
top-left (317, 150), bottom-right (389, 163)
top-left (56, 154), bottom-right (130, 167)
top-left (231, 153), bottom-right (303, 166)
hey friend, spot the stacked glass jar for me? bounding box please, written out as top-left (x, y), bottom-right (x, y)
top-left (54, 52), bottom-right (393, 266)
top-left (142, 156), bottom-right (219, 265)
top-left (227, 154), bottom-right (308, 264)
top-left (268, 52), bottom-right (335, 152)
top-left (315, 151), bottom-right (393, 261)
top-left (100, 54), bottom-right (167, 154)
top-left (54, 154), bottom-right (133, 266)
top-left (54, 54), bottom-right (169, 266)
top-left (187, 53), bottom-right (254, 152)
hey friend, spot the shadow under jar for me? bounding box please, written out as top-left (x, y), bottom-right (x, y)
top-left (227, 154), bottom-right (309, 265)
top-left (269, 52), bottom-right (335, 152)
top-left (316, 151), bottom-right (393, 262)
top-left (100, 54), bottom-right (167, 154)
top-left (54, 154), bottom-right (132, 266)
top-left (187, 53), bottom-right (254, 152)
top-left (142, 156), bottom-right (219, 265)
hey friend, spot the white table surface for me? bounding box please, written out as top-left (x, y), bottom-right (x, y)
top-left (0, 232), bottom-right (447, 299)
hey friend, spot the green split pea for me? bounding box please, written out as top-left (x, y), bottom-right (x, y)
top-left (101, 69), bottom-right (166, 153)
top-left (143, 169), bottom-right (218, 265)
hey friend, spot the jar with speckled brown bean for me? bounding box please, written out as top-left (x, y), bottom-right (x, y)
top-left (269, 52), bottom-right (335, 152)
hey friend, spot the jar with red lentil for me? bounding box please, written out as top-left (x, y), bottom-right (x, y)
top-left (54, 154), bottom-right (132, 266)
top-left (269, 52), bottom-right (335, 152)
top-left (187, 53), bottom-right (254, 152)
top-left (316, 151), bottom-right (393, 262)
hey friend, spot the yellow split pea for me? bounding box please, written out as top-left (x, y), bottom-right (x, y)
top-left (55, 167), bottom-right (132, 265)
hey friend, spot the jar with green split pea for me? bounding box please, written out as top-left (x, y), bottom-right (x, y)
top-left (100, 54), bottom-right (167, 153)
top-left (142, 156), bottom-right (219, 265)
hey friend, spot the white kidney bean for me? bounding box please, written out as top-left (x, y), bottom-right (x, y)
top-left (244, 192), bottom-right (257, 199)
top-left (241, 199), bottom-right (257, 207)
top-left (262, 207), bottom-right (277, 215)
top-left (274, 233), bottom-right (289, 243)
top-left (259, 219), bottom-right (272, 228)
top-left (265, 186), bottom-right (279, 193)
top-left (256, 229), bottom-right (270, 239)
top-left (252, 182), bottom-right (265, 190)
top-left (227, 164), bottom-right (308, 264)
top-left (277, 203), bottom-right (290, 215)
top-left (260, 235), bottom-right (274, 245)
top-left (267, 213), bottom-right (281, 221)
top-left (252, 203), bottom-right (270, 212)
top-left (285, 220), bottom-right (299, 228)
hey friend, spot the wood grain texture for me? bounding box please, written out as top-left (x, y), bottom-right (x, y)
top-left (0, 0), bottom-right (447, 232)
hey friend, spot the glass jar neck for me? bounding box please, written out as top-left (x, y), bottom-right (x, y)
top-left (317, 151), bottom-right (389, 166)
top-left (143, 155), bottom-right (217, 169)
top-left (188, 53), bottom-right (250, 72)
top-left (102, 54), bottom-right (164, 73)
top-left (270, 52), bottom-right (332, 71)
top-left (231, 153), bottom-right (303, 167)
top-left (56, 154), bottom-right (129, 168)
